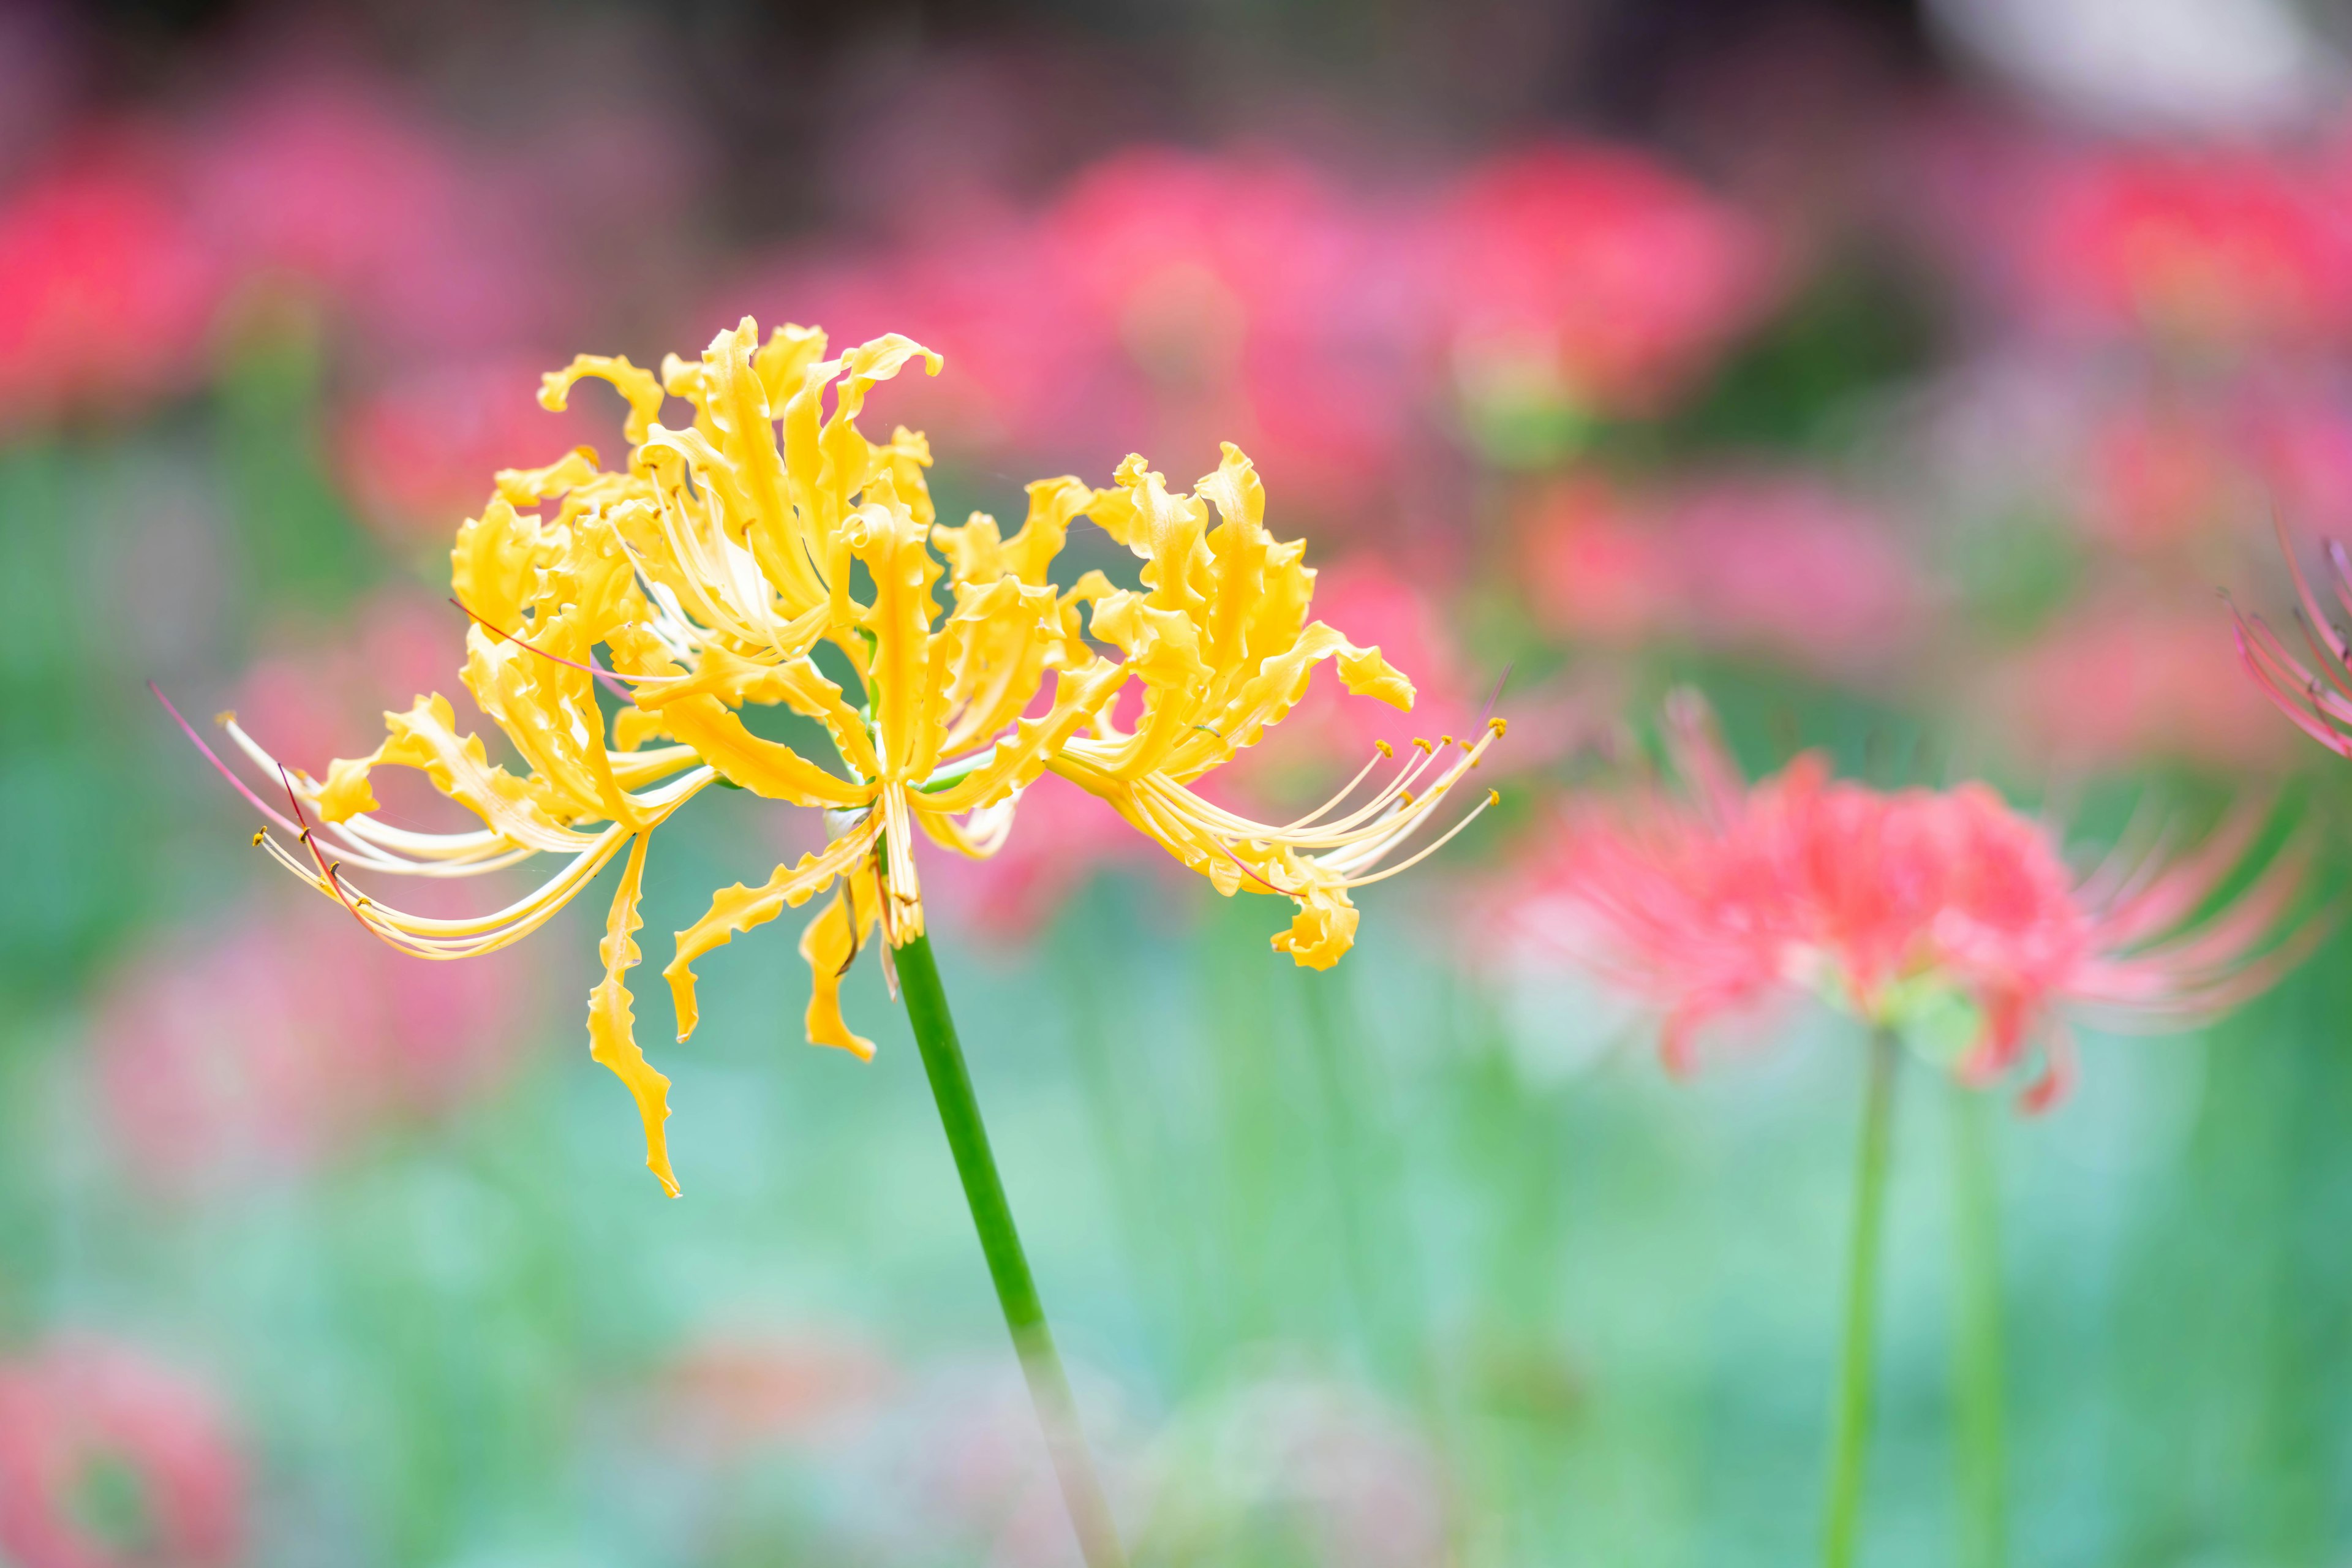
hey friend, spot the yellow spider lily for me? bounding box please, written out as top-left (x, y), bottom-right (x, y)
top-left (172, 317), bottom-right (1502, 1196)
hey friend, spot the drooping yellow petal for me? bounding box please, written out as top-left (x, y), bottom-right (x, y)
top-left (586, 831), bottom-right (679, 1197)
top-left (540, 353), bottom-right (667, 444)
top-left (1270, 863), bottom-right (1360, 970)
top-left (663, 811), bottom-right (886, 1041)
top-left (798, 870), bottom-right (881, 1059)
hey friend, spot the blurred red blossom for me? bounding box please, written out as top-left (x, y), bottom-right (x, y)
top-left (2073, 380), bottom-right (2352, 553)
top-left (1525, 470), bottom-right (1928, 674)
top-left (186, 70), bottom-right (567, 361)
top-left (0, 134), bottom-right (221, 429)
top-left (2022, 145), bottom-right (2352, 352)
top-left (1978, 593), bottom-right (2295, 771)
top-left (0, 1337), bottom-right (246, 1568)
top-left (1426, 142), bottom-right (1779, 438)
top-left (1905, 112), bottom-right (2352, 354)
top-left (1497, 692), bottom-right (2311, 1105)
top-left (1041, 145), bottom-right (1420, 516)
top-left (94, 894), bottom-right (540, 1191)
top-left (336, 357), bottom-right (599, 542)
top-left (723, 216), bottom-right (1102, 463)
top-left (230, 587), bottom-right (473, 772)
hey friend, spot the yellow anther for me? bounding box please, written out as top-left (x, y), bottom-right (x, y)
top-left (1376, 739), bottom-right (1395, 758)
top-left (1412, 737), bottom-right (1434, 753)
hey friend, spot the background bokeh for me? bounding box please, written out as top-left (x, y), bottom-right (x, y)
top-left (6, 0), bottom-right (2352, 1561)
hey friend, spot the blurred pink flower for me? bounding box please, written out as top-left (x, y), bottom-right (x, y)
top-left (0, 1336), bottom-right (245, 1568)
top-left (1041, 146), bottom-right (1417, 518)
top-left (232, 587), bottom-right (472, 770)
top-left (1909, 113), bottom-right (2352, 354)
top-left (1978, 594), bottom-right (2294, 771)
top-left (2021, 143), bottom-right (2351, 352)
top-left (2073, 380), bottom-right (2352, 553)
top-left (0, 132), bottom-right (221, 429)
top-left (1524, 471), bottom-right (1927, 673)
top-left (723, 216), bottom-right (1102, 463)
top-left (1426, 142), bottom-right (1779, 429)
top-left (1501, 692), bottom-right (2310, 1105)
top-left (187, 69), bottom-right (563, 360)
top-left (335, 356), bottom-right (598, 542)
top-left (2232, 519), bottom-right (2352, 762)
top-left (96, 590), bottom-right (535, 1191)
top-left (94, 894), bottom-right (541, 1191)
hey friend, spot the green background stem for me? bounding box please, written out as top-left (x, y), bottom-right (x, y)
top-left (894, 931), bottom-right (1128, 1568)
top-left (1951, 1085), bottom-right (2008, 1568)
top-left (1825, 1027), bottom-right (1901, 1568)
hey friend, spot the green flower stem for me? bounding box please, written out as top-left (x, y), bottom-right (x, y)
top-left (893, 932), bottom-right (1128, 1568)
top-left (1825, 1027), bottom-right (1901, 1568)
top-left (1950, 1085), bottom-right (2008, 1568)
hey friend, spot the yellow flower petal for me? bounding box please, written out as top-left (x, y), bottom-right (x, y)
top-left (586, 831), bottom-right (679, 1197)
top-left (798, 872), bottom-right (881, 1059)
top-left (663, 812), bottom-right (886, 1041)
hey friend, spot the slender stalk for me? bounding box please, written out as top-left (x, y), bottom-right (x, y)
top-left (1824, 1028), bottom-right (1901, 1568)
top-left (1950, 1085), bottom-right (2008, 1568)
top-left (894, 932), bottom-right (1128, 1568)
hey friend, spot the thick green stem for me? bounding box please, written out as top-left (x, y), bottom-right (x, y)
top-left (894, 932), bottom-right (1128, 1568)
top-left (1950, 1087), bottom-right (2008, 1568)
top-left (1824, 1028), bottom-right (1900, 1568)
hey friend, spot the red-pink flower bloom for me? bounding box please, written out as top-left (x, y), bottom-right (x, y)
top-left (2021, 144), bottom-right (2351, 351)
top-left (0, 1337), bottom-right (246, 1568)
top-left (1504, 693), bottom-right (2310, 1106)
top-left (721, 215), bottom-right (1101, 464)
top-left (1425, 142), bottom-right (1779, 428)
top-left (2233, 517), bottom-right (2352, 760)
top-left (0, 134), bottom-right (221, 429)
top-left (334, 357), bottom-right (599, 541)
top-left (1978, 593), bottom-right (2295, 771)
top-left (93, 895), bottom-right (541, 1192)
top-left (1042, 146), bottom-right (1418, 518)
top-left (186, 69), bottom-right (564, 360)
top-left (1524, 472), bottom-right (1928, 674)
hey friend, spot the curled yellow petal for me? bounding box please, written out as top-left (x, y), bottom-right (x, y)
top-left (586, 831), bottom-right (679, 1197)
top-left (663, 812), bottom-right (886, 1041)
top-left (798, 870), bottom-right (881, 1059)
top-left (1271, 873), bottom-right (1361, 970)
top-left (315, 755), bottom-right (382, 824)
top-left (540, 353), bottom-right (666, 443)
top-left (1336, 644), bottom-right (1416, 710)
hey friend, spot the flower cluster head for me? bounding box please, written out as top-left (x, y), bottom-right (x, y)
top-left (2234, 516), bottom-right (2352, 760)
top-left (0, 1336), bottom-right (246, 1568)
top-left (1502, 692), bottom-right (2310, 1106)
top-left (167, 317), bottom-right (1502, 1195)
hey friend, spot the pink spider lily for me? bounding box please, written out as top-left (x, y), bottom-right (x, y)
top-left (2233, 514), bottom-right (2352, 760)
top-left (1501, 692), bottom-right (2316, 1106)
